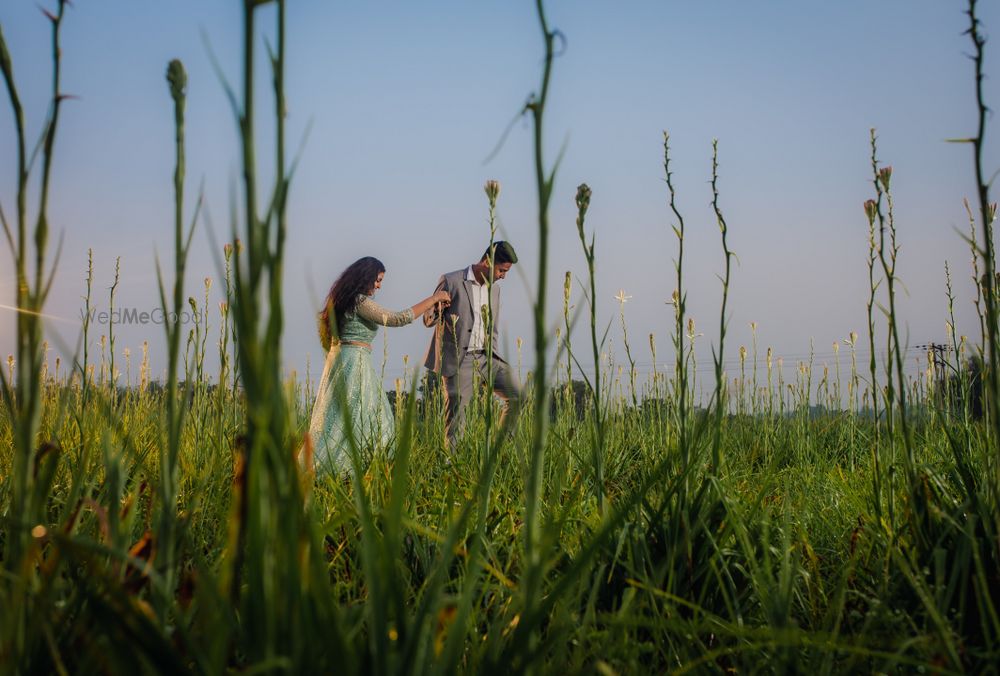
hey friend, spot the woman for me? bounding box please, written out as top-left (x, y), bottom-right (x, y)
top-left (307, 256), bottom-right (449, 475)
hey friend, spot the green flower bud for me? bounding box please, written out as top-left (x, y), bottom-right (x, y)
top-left (166, 59), bottom-right (187, 103)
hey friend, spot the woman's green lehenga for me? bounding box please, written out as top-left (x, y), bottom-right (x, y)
top-left (308, 295), bottom-right (414, 475)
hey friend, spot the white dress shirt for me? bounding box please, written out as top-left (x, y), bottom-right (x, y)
top-left (465, 265), bottom-right (490, 352)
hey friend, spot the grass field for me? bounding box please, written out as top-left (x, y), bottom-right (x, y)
top-left (1, 324), bottom-right (998, 673)
top-left (2, 0), bottom-right (999, 673)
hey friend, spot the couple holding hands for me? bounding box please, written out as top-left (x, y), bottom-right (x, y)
top-left (306, 241), bottom-right (521, 475)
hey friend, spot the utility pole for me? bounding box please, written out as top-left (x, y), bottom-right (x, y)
top-left (916, 342), bottom-right (954, 408)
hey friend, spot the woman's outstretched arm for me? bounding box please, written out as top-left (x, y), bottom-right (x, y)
top-left (357, 290), bottom-right (450, 327)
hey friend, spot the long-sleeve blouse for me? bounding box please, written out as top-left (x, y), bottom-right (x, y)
top-left (334, 295), bottom-right (414, 345)
top-left (353, 296), bottom-right (414, 327)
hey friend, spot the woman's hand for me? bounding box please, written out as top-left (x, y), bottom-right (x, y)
top-left (416, 289), bottom-right (451, 325)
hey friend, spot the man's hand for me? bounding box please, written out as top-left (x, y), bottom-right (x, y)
top-left (423, 302), bottom-right (444, 327)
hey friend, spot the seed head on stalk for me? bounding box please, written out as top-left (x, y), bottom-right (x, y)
top-left (864, 199), bottom-right (878, 225)
top-left (877, 166), bottom-right (892, 192)
top-left (575, 183), bottom-right (592, 222)
top-left (484, 179), bottom-right (501, 205)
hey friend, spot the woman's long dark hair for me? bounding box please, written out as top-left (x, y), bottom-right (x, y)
top-left (318, 256), bottom-right (385, 350)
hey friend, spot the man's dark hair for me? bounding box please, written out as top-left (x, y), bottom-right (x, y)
top-left (482, 241), bottom-right (518, 265)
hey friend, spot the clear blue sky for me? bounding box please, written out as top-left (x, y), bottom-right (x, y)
top-left (1, 1), bottom-right (997, 392)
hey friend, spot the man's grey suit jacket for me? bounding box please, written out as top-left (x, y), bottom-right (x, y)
top-left (423, 268), bottom-right (507, 378)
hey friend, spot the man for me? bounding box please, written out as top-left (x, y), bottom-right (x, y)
top-left (423, 241), bottom-right (522, 448)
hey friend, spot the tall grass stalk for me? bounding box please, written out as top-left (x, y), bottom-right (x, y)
top-left (561, 272), bottom-right (572, 401)
top-left (966, 198), bottom-right (988, 361)
top-left (77, 248), bottom-right (94, 441)
top-left (963, 0), bottom-right (1000, 459)
top-left (863, 149), bottom-right (885, 526)
top-left (0, 0), bottom-right (68, 612)
top-left (709, 139), bottom-right (732, 471)
top-left (521, 1), bottom-right (558, 656)
top-left (482, 178), bottom-right (500, 460)
top-left (663, 131), bottom-right (689, 466)
top-left (571, 182), bottom-right (606, 514)
top-left (0, 5), bottom-right (74, 670)
top-left (944, 261), bottom-right (966, 421)
top-left (153, 57), bottom-right (197, 620)
top-left (108, 256), bottom-right (120, 407)
top-left (222, 0), bottom-right (319, 665)
top-left (616, 289), bottom-right (639, 410)
top-left (870, 138), bottom-right (916, 493)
